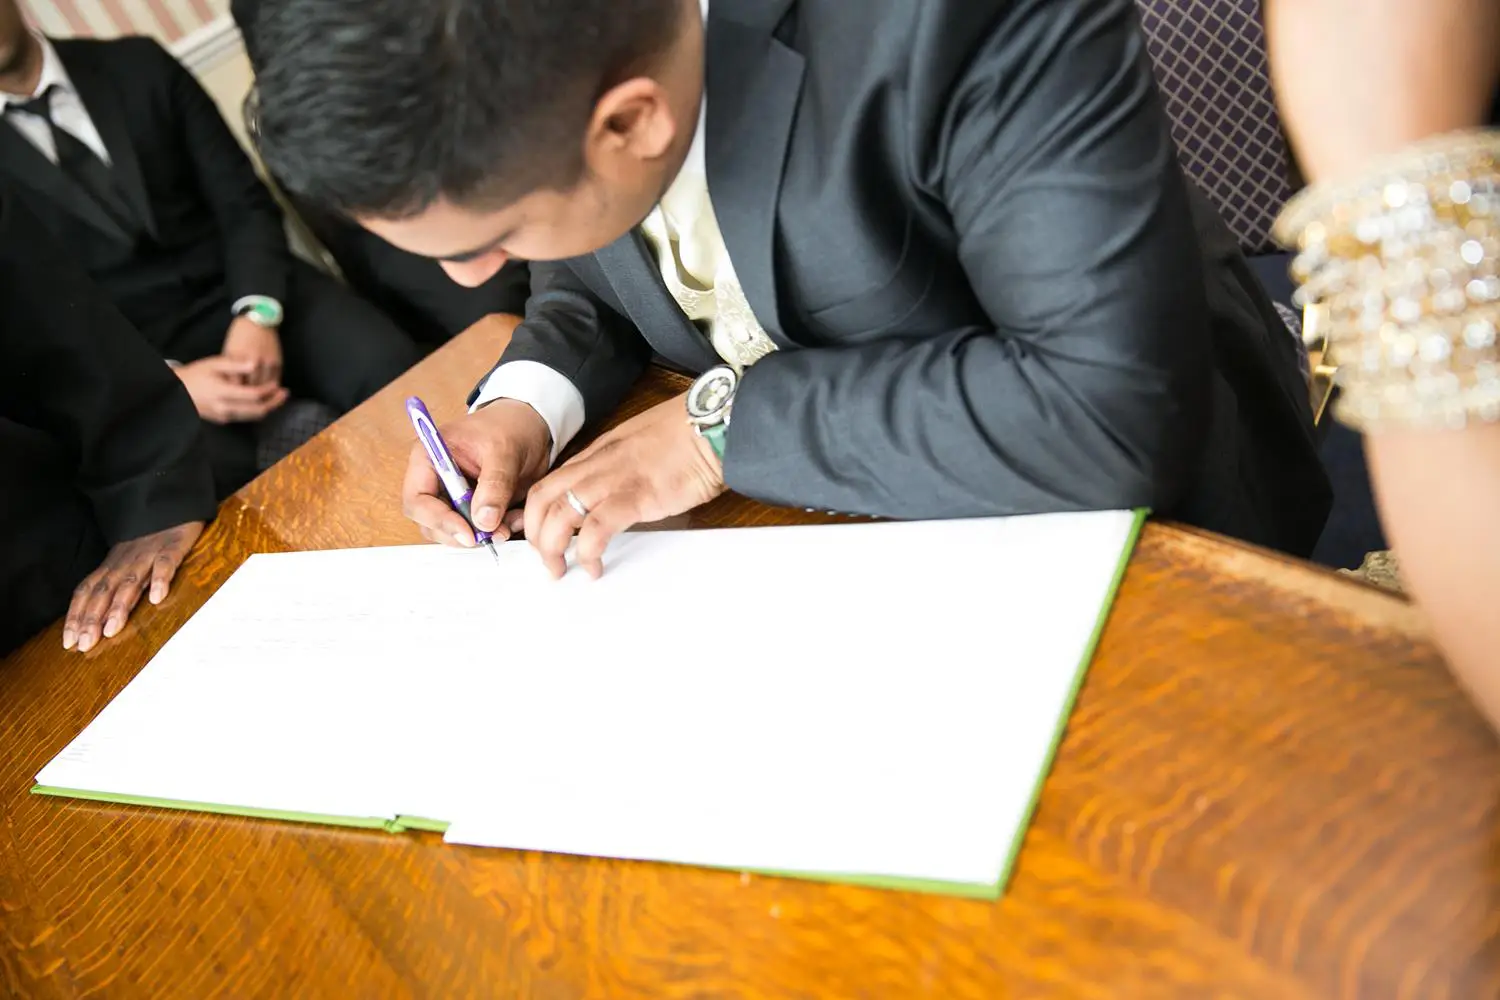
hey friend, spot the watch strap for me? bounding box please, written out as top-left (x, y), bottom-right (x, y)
top-left (231, 295), bottom-right (284, 327)
top-left (698, 421), bottom-right (728, 459)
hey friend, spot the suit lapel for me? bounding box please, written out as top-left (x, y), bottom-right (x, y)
top-left (0, 122), bottom-right (126, 241)
top-left (596, 230), bottom-right (721, 372)
top-left (52, 41), bottom-right (159, 240)
top-left (705, 0), bottom-right (804, 347)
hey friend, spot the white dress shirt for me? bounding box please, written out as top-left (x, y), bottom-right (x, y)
top-left (0, 35), bottom-right (111, 165)
top-left (472, 0), bottom-right (771, 465)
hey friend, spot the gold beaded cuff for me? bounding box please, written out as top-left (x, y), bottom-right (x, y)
top-left (1273, 130), bottom-right (1500, 431)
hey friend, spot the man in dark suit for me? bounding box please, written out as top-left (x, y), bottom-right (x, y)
top-left (0, 184), bottom-right (216, 656)
top-left (248, 0), bottom-right (1332, 577)
top-left (0, 4), bottom-right (423, 497)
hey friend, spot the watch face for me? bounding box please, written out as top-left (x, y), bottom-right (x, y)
top-left (687, 367), bottom-right (738, 422)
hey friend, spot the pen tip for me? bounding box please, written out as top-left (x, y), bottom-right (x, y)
top-left (487, 541), bottom-right (502, 566)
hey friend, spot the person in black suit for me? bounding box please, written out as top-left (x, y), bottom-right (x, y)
top-left (0, 5), bottom-right (423, 497)
top-left (0, 183), bottom-right (216, 656)
top-left (248, 0), bottom-right (1332, 578)
top-left (228, 0), bottom-right (531, 350)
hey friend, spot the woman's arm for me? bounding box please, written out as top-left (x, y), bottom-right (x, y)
top-left (1267, 0), bottom-right (1497, 180)
top-left (1267, 1), bottom-right (1500, 728)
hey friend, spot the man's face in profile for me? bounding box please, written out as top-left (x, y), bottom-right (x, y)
top-left (359, 74), bottom-right (701, 288)
top-left (360, 171), bottom-right (667, 288)
top-left (355, 2), bottom-right (705, 287)
top-left (248, 0), bottom-right (705, 286)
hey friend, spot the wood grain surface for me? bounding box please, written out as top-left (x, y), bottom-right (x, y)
top-left (3, 316), bottom-right (1498, 999)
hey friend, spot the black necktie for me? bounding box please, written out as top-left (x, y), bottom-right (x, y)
top-left (8, 85), bottom-right (138, 235)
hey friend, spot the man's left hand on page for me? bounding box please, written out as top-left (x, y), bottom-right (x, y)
top-left (522, 393), bottom-right (725, 580)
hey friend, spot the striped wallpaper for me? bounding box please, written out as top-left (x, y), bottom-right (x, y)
top-left (24, 0), bottom-right (228, 44)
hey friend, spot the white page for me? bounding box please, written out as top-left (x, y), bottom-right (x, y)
top-left (36, 511), bottom-right (1137, 887)
top-left (35, 544), bottom-right (509, 820)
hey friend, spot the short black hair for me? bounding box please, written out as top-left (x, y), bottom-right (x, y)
top-left (245, 0), bottom-right (683, 219)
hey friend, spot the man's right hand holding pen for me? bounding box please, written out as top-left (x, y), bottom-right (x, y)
top-left (402, 399), bottom-right (553, 548)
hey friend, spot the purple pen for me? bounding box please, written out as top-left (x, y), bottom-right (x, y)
top-left (406, 396), bottom-right (501, 564)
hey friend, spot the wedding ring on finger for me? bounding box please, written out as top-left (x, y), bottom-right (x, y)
top-left (565, 489), bottom-right (590, 518)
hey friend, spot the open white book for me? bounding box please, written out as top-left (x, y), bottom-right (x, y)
top-left (35, 511), bottom-right (1144, 897)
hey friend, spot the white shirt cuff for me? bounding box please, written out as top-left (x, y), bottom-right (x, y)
top-left (469, 360), bottom-right (585, 466)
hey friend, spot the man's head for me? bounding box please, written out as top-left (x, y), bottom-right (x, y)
top-left (250, 0), bottom-right (702, 286)
top-left (0, 0), bottom-right (36, 82)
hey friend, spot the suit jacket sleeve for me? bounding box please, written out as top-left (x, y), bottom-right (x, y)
top-left (155, 39), bottom-right (290, 306)
top-left (724, 0), bottom-right (1215, 518)
top-left (468, 258), bottom-right (653, 424)
top-left (0, 187), bottom-right (217, 543)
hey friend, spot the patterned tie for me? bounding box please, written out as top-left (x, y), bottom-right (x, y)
top-left (8, 85), bottom-right (138, 236)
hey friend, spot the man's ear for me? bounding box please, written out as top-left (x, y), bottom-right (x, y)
top-left (587, 77), bottom-right (678, 167)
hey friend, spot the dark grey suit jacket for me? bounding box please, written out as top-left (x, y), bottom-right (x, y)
top-left (483, 0), bottom-right (1332, 555)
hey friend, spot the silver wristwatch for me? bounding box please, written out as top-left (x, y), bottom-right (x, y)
top-left (686, 365), bottom-right (738, 459)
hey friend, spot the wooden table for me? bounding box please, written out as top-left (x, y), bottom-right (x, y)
top-left (3, 317), bottom-right (1497, 999)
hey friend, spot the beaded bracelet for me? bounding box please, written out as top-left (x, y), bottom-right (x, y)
top-left (1273, 130), bottom-right (1500, 431)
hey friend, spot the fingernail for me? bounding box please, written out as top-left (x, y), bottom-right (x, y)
top-left (103, 616), bottom-right (121, 638)
top-left (62, 629), bottom-right (75, 650)
top-left (453, 532), bottom-right (474, 547)
top-left (506, 513), bottom-right (525, 534)
top-left (77, 634), bottom-right (95, 653)
top-left (150, 582), bottom-right (166, 604)
top-left (475, 506), bottom-right (501, 531)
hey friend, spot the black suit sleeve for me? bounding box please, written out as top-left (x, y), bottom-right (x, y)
top-left (468, 259), bottom-right (653, 423)
top-left (0, 187), bottom-right (217, 543)
top-left (724, 0), bottom-right (1214, 518)
top-left (154, 39), bottom-right (290, 306)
